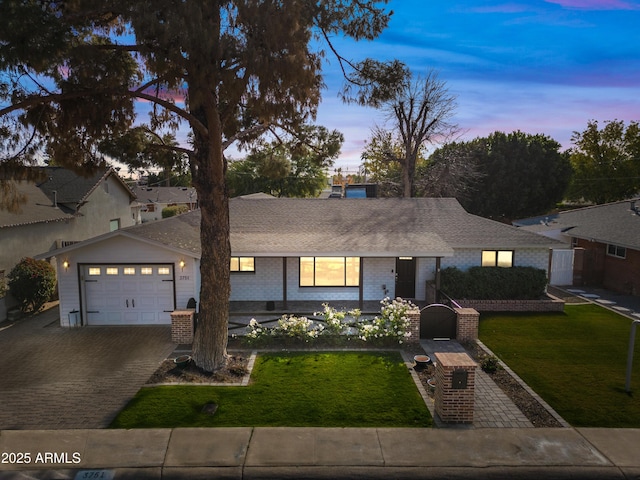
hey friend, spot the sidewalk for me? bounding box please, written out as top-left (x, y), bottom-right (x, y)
top-left (1, 427), bottom-right (639, 479)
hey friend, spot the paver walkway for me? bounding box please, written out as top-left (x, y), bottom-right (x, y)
top-left (0, 306), bottom-right (174, 430)
top-left (421, 339), bottom-right (538, 428)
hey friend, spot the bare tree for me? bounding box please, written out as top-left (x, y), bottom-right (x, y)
top-left (361, 70), bottom-right (458, 197)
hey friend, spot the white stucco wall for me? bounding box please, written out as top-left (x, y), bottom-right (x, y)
top-left (1, 174), bottom-right (134, 277)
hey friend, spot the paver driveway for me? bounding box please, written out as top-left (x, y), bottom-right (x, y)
top-left (0, 306), bottom-right (174, 429)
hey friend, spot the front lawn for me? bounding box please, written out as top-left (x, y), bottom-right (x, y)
top-left (110, 351), bottom-right (431, 428)
top-left (480, 304), bottom-right (640, 427)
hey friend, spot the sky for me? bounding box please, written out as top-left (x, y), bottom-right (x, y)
top-left (302, 0), bottom-right (640, 173)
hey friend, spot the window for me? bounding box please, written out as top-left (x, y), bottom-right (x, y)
top-left (109, 219), bottom-right (120, 232)
top-left (607, 244), bottom-right (626, 259)
top-left (88, 267), bottom-right (101, 276)
top-left (300, 257), bottom-right (360, 287)
top-left (141, 267), bottom-right (153, 275)
top-left (106, 267), bottom-right (119, 275)
top-left (481, 250), bottom-right (513, 267)
top-left (123, 267), bottom-right (136, 275)
top-left (158, 267), bottom-right (171, 275)
top-left (230, 257), bottom-right (255, 272)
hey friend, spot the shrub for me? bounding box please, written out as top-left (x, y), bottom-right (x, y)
top-left (441, 266), bottom-right (547, 300)
top-left (480, 354), bottom-right (500, 374)
top-left (245, 315), bottom-right (325, 344)
top-left (162, 205), bottom-right (189, 218)
top-left (8, 257), bottom-right (57, 313)
top-left (358, 297), bottom-right (416, 344)
top-left (243, 298), bottom-right (416, 345)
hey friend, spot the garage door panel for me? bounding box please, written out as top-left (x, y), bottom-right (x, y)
top-left (84, 265), bottom-right (175, 326)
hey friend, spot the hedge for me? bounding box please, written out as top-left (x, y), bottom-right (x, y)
top-left (8, 257), bottom-right (57, 313)
top-left (441, 266), bottom-right (547, 300)
top-left (162, 205), bottom-right (189, 218)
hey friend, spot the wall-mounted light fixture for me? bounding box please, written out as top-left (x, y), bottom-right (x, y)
top-left (179, 259), bottom-right (186, 271)
top-left (63, 260), bottom-right (70, 271)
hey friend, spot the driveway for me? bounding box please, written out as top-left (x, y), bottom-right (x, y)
top-left (0, 306), bottom-right (174, 429)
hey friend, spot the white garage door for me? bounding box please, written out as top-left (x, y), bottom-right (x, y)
top-left (83, 265), bottom-right (175, 325)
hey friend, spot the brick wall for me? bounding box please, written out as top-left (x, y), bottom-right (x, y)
top-left (433, 352), bottom-right (477, 424)
top-left (454, 308), bottom-right (479, 342)
top-left (455, 297), bottom-right (565, 312)
top-left (407, 310), bottom-right (420, 343)
top-left (406, 307), bottom-right (478, 342)
top-left (171, 309), bottom-right (195, 344)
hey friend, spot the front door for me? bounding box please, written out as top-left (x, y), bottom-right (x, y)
top-left (395, 257), bottom-right (416, 298)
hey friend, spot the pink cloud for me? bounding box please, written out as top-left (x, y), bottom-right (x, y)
top-left (545, 0), bottom-right (640, 10)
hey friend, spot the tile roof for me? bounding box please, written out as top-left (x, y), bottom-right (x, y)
top-left (117, 197), bottom-right (561, 258)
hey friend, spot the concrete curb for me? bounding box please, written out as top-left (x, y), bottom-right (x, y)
top-left (1, 427), bottom-right (638, 479)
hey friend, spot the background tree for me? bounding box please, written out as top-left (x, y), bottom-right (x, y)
top-left (360, 128), bottom-right (421, 197)
top-left (227, 125), bottom-right (342, 197)
top-left (450, 131), bottom-right (572, 221)
top-left (100, 129), bottom-right (189, 186)
top-left (0, 0), bottom-right (399, 371)
top-left (420, 141), bottom-right (484, 200)
top-left (567, 119), bottom-right (640, 204)
top-left (350, 70), bottom-right (457, 197)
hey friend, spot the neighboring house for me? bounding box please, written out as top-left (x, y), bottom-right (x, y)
top-left (0, 167), bottom-right (136, 318)
top-left (131, 185), bottom-right (198, 223)
top-left (516, 199), bottom-right (640, 295)
top-left (41, 197), bottom-right (564, 327)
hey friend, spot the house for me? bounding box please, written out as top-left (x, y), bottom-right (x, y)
top-left (41, 197), bottom-right (564, 327)
top-left (518, 199), bottom-right (640, 296)
top-left (131, 185), bottom-right (198, 223)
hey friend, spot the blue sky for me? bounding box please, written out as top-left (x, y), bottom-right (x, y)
top-left (309, 0), bottom-right (640, 172)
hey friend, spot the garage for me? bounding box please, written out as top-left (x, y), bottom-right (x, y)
top-left (82, 264), bottom-right (175, 325)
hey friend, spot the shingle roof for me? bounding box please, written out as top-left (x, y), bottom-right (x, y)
top-left (0, 181), bottom-right (74, 228)
top-left (1, 167), bottom-right (135, 228)
top-left (555, 199), bottom-right (640, 250)
top-left (117, 197), bottom-right (561, 258)
top-left (131, 185), bottom-right (197, 205)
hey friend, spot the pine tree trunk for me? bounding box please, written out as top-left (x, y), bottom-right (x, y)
top-left (190, 112), bottom-right (230, 372)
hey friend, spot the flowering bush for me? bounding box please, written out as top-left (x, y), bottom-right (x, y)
top-left (314, 303), bottom-right (347, 335)
top-left (358, 297), bottom-right (416, 344)
top-left (245, 315), bottom-right (324, 343)
top-left (8, 257), bottom-right (56, 313)
top-left (243, 298), bottom-right (416, 345)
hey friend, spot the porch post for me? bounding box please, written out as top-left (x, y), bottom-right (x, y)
top-left (359, 257), bottom-right (364, 310)
top-left (435, 257), bottom-right (442, 303)
top-left (282, 257), bottom-right (288, 310)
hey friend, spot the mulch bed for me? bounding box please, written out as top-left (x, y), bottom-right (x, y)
top-left (146, 353), bottom-right (249, 384)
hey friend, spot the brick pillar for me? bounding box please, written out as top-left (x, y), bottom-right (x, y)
top-left (433, 352), bottom-right (477, 424)
top-left (171, 309), bottom-right (195, 344)
top-left (454, 307), bottom-right (479, 342)
top-left (406, 309), bottom-right (420, 344)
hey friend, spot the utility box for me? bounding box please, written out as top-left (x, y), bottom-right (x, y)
top-left (68, 310), bottom-right (80, 328)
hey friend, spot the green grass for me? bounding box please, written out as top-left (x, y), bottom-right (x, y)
top-left (480, 304), bottom-right (640, 427)
top-left (110, 351), bottom-right (431, 428)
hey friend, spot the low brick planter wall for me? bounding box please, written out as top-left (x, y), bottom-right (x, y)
top-left (454, 295), bottom-right (565, 312)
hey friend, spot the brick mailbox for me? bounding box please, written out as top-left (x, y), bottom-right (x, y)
top-left (433, 352), bottom-right (477, 424)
